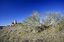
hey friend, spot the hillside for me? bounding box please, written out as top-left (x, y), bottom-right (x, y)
top-left (0, 12), bottom-right (64, 42)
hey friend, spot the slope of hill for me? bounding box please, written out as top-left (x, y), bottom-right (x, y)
top-left (0, 12), bottom-right (64, 42)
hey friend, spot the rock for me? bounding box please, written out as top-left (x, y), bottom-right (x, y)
top-left (11, 20), bottom-right (17, 26)
top-left (12, 20), bottom-right (17, 24)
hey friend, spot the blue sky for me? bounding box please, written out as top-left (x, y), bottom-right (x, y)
top-left (0, 0), bottom-right (64, 26)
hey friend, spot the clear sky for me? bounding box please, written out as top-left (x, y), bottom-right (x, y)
top-left (0, 0), bottom-right (64, 26)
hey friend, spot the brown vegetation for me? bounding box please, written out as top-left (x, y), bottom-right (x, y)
top-left (0, 12), bottom-right (64, 42)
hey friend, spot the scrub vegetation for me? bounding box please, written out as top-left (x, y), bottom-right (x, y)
top-left (0, 11), bottom-right (64, 42)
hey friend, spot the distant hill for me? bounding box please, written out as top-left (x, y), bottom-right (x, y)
top-left (0, 26), bottom-right (5, 29)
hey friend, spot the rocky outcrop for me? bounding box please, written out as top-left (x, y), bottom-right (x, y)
top-left (11, 20), bottom-right (17, 26)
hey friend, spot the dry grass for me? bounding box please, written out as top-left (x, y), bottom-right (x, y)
top-left (0, 12), bottom-right (64, 42)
